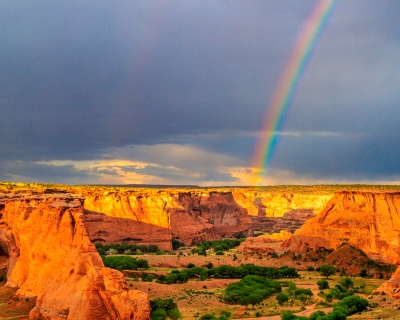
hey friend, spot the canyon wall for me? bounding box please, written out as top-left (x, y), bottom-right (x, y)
top-left (282, 191), bottom-right (400, 264)
top-left (83, 190), bottom-right (253, 246)
top-left (81, 188), bottom-right (332, 246)
top-left (0, 193), bottom-right (150, 320)
top-left (234, 192), bottom-right (333, 217)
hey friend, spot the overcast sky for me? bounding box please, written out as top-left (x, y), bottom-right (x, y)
top-left (1, 0), bottom-right (400, 186)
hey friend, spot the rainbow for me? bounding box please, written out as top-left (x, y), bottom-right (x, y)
top-left (250, 0), bottom-right (337, 185)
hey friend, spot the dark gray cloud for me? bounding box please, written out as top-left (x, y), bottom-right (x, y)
top-left (0, 161), bottom-right (96, 182)
top-left (1, 0), bottom-right (400, 183)
top-left (0, 0), bottom-right (313, 160)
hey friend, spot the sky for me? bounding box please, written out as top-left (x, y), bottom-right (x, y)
top-left (1, 0), bottom-right (400, 186)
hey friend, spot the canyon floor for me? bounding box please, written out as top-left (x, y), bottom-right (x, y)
top-left (0, 246), bottom-right (398, 319)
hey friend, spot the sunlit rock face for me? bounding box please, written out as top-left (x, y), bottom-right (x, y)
top-left (237, 230), bottom-right (292, 254)
top-left (236, 192), bottom-right (333, 217)
top-left (0, 194), bottom-right (150, 320)
top-left (83, 190), bottom-right (254, 246)
top-left (282, 191), bottom-right (400, 264)
top-left (177, 191), bottom-right (253, 241)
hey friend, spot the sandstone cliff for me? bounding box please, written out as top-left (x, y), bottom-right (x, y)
top-left (237, 230), bottom-right (292, 254)
top-left (236, 192), bottom-right (333, 217)
top-left (282, 191), bottom-right (400, 264)
top-left (0, 194), bottom-right (150, 320)
top-left (83, 190), bottom-right (253, 246)
top-left (3, 185), bottom-right (332, 249)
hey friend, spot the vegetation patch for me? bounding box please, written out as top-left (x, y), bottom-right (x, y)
top-left (223, 275), bottom-right (281, 306)
top-left (102, 256), bottom-right (149, 271)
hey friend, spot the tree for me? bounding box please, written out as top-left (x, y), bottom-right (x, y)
top-left (167, 308), bottom-right (182, 320)
top-left (151, 308), bottom-right (167, 320)
top-left (137, 259), bottom-right (149, 269)
top-left (276, 292), bottom-right (289, 306)
top-left (298, 294), bottom-right (308, 305)
top-left (176, 273), bottom-right (189, 283)
top-left (359, 268), bottom-right (368, 277)
top-left (172, 239), bottom-right (184, 250)
top-left (102, 256), bottom-right (140, 271)
top-left (319, 265), bottom-right (336, 278)
top-left (142, 274), bottom-right (155, 282)
top-left (243, 293), bottom-right (264, 307)
top-left (340, 277), bottom-right (354, 289)
top-left (317, 279), bottom-right (330, 290)
top-left (151, 298), bottom-right (176, 310)
top-left (308, 310), bottom-right (326, 320)
top-left (333, 295), bottom-right (368, 315)
top-left (280, 311), bottom-right (296, 320)
top-left (165, 274), bottom-right (178, 284)
top-left (156, 275), bottom-right (166, 284)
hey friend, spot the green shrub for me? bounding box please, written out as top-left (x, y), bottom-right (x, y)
top-left (317, 279), bottom-right (329, 290)
top-left (319, 265), bottom-right (336, 278)
top-left (95, 243), bottom-right (159, 255)
top-left (168, 308), bottom-right (182, 320)
top-left (142, 274), bottom-right (155, 282)
top-left (151, 308), bottom-right (167, 320)
top-left (172, 239), bottom-right (185, 250)
top-left (224, 275), bottom-right (281, 306)
top-left (276, 292), bottom-right (289, 305)
top-left (333, 295), bottom-right (368, 316)
top-left (150, 298), bottom-right (177, 311)
top-left (339, 277), bottom-right (354, 289)
top-left (359, 268), bottom-right (368, 277)
top-left (103, 256), bottom-right (141, 271)
top-left (137, 259), bottom-right (149, 269)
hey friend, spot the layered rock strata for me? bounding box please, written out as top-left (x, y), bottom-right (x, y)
top-left (83, 190), bottom-right (252, 246)
top-left (234, 192), bottom-right (333, 217)
top-left (0, 194), bottom-right (150, 320)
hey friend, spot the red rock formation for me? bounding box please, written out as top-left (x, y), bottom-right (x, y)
top-left (84, 210), bottom-right (173, 250)
top-left (237, 231), bottom-right (292, 254)
top-left (251, 209), bottom-right (316, 234)
top-left (83, 190), bottom-right (253, 246)
top-left (282, 191), bottom-right (400, 264)
top-left (176, 191), bottom-right (252, 240)
top-left (0, 194), bottom-right (150, 320)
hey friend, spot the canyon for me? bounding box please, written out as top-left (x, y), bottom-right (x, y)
top-left (1, 182), bottom-right (400, 319)
top-left (81, 187), bottom-right (333, 247)
top-left (0, 183), bottom-right (336, 319)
